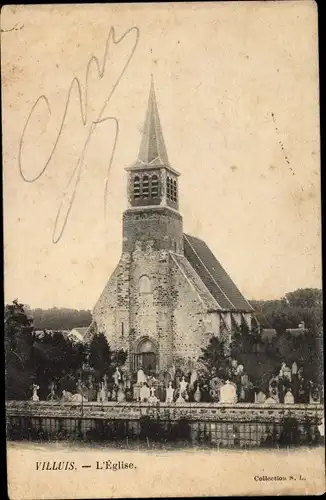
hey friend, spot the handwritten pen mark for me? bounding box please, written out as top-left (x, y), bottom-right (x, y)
top-left (1, 23), bottom-right (24, 33)
top-left (18, 26), bottom-right (140, 244)
top-left (271, 112), bottom-right (293, 173)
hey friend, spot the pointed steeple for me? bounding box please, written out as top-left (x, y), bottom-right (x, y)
top-left (136, 75), bottom-right (169, 166)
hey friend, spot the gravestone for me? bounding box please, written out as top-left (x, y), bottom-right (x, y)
top-left (310, 387), bottom-right (320, 404)
top-left (133, 383), bottom-right (141, 401)
top-left (219, 380), bottom-right (237, 403)
top-left (210, 377), bottom-right (223, 402)
top-left (163, 371), bottom-right (171, 388)
top-left (165, 382), bottom-right (174, 403)
top-left (255, 391), bottom-right (266, 403)
top-left (284, 390), bottom-right (294, 404)
top-left (264, 396), bottom-right (277, 404)
top-left (99, 382), bottom-right (107, 402)
top-left (32, 385), bottom-right (39, 402)
top-left (71, 393), bottom-right (87, 402)
top-left (176, 392), bottom-right (185, 403)
top-left (236, 364), bottom-right (244, 375)
top-left (168, 364), bottom-right (176, 381)
top-left (194, 385), bottom-right (201, 403)
top-left (179, 376), bottom-right (188, 395)
top-left (61, 390), bottom-right (73, 402)
top-left (283, 366), bottom-right (292, 382)
top-left (190, 369), bottom-right (198, 388)
top-left (111, 387), bottom-right (116, 401)
top-left (137, 368), bottom-right (146, 385)
top-left (231, 358), bottom-right (238, 369)
top-left (140, 384), bottom-right (150, 402)
top-left (117, 387), bottom-right (126, 403)
top-left (239, 386), bottom-right (246, 401)
top-left (269, 387), bottom-right (279, 403)
top-left (113, 367), bottom-right (122, 387)
top-left (279, 362), bottom-right (286, 378)
top-left (47, 382), bottom-right (57, 401)
top-left (148, 386), bottom-right (159, 404)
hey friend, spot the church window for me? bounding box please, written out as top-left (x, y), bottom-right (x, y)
top-left (133, 176), bottom-right (140, 199)
top-left (121, 322), bottom-right (124, 337)
top-left (166, 176), bottom-right (171, 199)
top-left (166, 176), bottom-right (177, 202)
top-left (142, 175), bottom-right (149, 198)
top-left (139, 275), bottom-right (151, 294)
top-left (172, 179), bottom-right (177, 202)
top-left (151, 175), bottom-right (159, 197)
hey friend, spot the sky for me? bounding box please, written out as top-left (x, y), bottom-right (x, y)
top-left (2, 2), bottom-right (321, 310)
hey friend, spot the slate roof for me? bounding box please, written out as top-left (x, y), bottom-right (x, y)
top-left (183, 234), bottom-right (254, 312)
top-left (69, 327), bottom-right (90, 339)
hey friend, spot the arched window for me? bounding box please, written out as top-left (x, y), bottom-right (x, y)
top-left (142, 175), bottom-right (149, 198)
top-left (139, 275), bottom-right (151, 294)
top-left (138, 339), bottom-right (155, 353)
top-left (151, 175), bottom-right (159, 198)
top-left (133, 175), bottom-right (140, 199)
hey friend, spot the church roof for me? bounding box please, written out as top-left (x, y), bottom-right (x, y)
top-left (134, 76), bottom-right (170, 168)
top-left (69, 326), bottom-right (90, 341)
top-left (171, 253), bottom-right (218, 310)
top-left (183, 234), bottom-right (254, 312)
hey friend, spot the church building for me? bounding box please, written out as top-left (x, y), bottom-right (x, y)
top-left (89, 78), bottom-right (255, 375)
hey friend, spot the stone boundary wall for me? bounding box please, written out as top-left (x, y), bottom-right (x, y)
top-left (6, 401), bottom-right (323, 423)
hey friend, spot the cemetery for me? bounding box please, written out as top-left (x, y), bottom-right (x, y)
top-left (5, 351), bottom-right (324, 448)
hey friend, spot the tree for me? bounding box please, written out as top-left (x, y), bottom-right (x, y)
top-left (284, 288), bottom-right (322, 309)
top-left (5, 300), bottom-right (36, 400)
top-left (31, 331), bottom-right (87, 398)
top-left (88, 332), bottom-right (112, 379)
top-left (251, 288), bottom-right (323, 335)
top-left (199, 321), bottom-right (283, 392)
top-left (32, 307), bottom-right (92, 330)
top-left (230, 323), bottom-right (282, 391)
top-left (111, 349), bottom-right (128, 368)
top-left (199, 337), bottom-right (229, 378)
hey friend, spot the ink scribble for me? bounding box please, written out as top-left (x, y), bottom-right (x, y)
top-left (271, 112), bottom-right (294, 175)
top-left (1, 23), bottom-right (24, 33)
top-left (18, 26), bottom-right (140, 244)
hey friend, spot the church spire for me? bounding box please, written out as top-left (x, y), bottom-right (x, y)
top-left (136, 75), bottom-right (169, 166)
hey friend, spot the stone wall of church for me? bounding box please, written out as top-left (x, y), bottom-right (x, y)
top-left (171, 259), bottom-right (213, 363)
top-left (122, 208), bottom-right (183, 254)
top-left (92, 265), bottom-right (119, 349)
top-left (127, 245), bottom-right (173, 371)
top-left (93, 248), bottom-right (224, 370)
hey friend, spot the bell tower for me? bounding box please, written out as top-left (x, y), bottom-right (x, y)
top-left (122, 76), bottom-right (183, 254)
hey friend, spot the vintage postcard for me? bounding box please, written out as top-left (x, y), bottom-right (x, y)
top-left (2, 1), bottom-right (324, 498)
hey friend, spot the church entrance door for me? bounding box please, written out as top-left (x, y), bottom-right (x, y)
top-left (139, 352), bottom-right (156, 374)
top-left (133, 338), bottom-right (157, 376)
